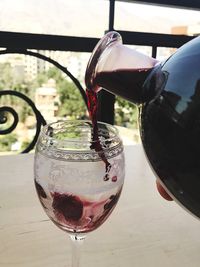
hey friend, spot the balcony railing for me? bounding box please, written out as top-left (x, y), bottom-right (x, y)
top-left (0, 0), bottom-right (199, 153)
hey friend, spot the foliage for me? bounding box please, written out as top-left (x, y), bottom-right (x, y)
top-left (0, 62), bottom-right (15, 90)
top-left (0, 59), bottom-right (140, 154)
top-left (0, 62), bottom-right (139, 128)
top-left (57, 81), bottom-right (87, 119)
top-left (21, 140), bottom-right (30, 151)
top-left (0, 62), bottom-right (34, 123)
top-left (0, 133), bottom-right (17, 152)
top-left (34, 67), bottom-right (88, 119)
top-left (115, 96), bottom-right (138, 128)
top-left (54, 129), bottom-right (82, 140)
top-left (0, 62), bottom-right (33, 95)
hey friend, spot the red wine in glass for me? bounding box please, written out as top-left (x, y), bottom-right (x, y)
top-left (35, 180), bottom-right (123, 233)
top-left (34, 119), bottom-right (125, 266)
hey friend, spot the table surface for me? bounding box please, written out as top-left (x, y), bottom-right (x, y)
top-left (1, 145), bottom-right (200, 267)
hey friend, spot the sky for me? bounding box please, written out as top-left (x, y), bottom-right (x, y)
top-left (116, 1), bottom-right (200, 28)
top-left (0, 0), bottom-right (199, 37)
top-left (121, 2), bottom-right (200, 22)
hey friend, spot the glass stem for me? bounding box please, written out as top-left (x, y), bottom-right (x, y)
top-left (70, 234), bottom-right (85, 267)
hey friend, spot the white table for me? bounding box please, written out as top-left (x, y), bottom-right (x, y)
top-left (0, 145), bottom-right (200, 267)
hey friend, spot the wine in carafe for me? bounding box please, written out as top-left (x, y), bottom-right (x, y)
top-left (85, 31), bottom-right (200, 219)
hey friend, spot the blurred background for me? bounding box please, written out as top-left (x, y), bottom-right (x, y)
top-left (0, 0), bottom-right (199, 153)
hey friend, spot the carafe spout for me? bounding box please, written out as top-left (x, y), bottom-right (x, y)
top-left (85, 31), bottom-right (160, 104)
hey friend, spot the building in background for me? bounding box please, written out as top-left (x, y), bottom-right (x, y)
top-left (35, 78), bottom-right (59, 122)
top-left (0, 50), bottom-right (88, 83)
top-left (171, 23), bottom-right (200, 36)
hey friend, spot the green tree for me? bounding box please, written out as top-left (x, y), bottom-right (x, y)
top-left (0, 61), bottom-right (138, 130)
top-left (57, 79), bottom-right (87, 119)
top-left (0, 133), bottom-right (17, 152)
top-left (33, 67), bottom-right (87, 119)
top-left (115, 96), bottom-right (138, 128)
top-left (0, 62), bottom-right (14, 90)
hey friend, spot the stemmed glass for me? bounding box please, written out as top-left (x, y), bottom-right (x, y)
top-left (34, 120), bottom-right (125, 267)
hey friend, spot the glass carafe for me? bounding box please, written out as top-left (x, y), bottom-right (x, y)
top-left (85, 31), bottom-right (160, 104)
top-left (85, 31), bottom-right (200, 219)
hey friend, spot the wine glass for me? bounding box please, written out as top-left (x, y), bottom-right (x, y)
top-left (34, 120), bottom-right (125, 267)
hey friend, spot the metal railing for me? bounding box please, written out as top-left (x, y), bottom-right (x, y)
top-left (0, 0), bottom-right (198, 152)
